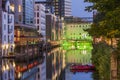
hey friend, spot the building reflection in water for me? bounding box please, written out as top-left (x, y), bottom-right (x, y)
top-left (0, 47), bottom-right (66, 80)
top-left (46, 47), bottom-right (65, 80)
top-left (65, 49), bottom-right (92, 65)
top-left (0, 59), bottom-right (15, 80)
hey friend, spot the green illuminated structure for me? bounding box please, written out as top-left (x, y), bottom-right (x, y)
top-left (62, 23), bottom-right (93, 50)
top-left (61, 17), bottom-right (93, 64)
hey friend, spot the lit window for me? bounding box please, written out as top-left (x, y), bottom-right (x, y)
top-left (10, 4), bottom-right (14, 12)
top-left (18, 5), bottom-right (21, 12)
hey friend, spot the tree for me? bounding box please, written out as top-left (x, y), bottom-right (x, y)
top-left (84, 0), bottom-right (120, 39)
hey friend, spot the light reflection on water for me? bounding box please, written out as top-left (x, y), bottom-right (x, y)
top-left (65, 49), bottom-right (93, 80)
top-left (72, 72), bottom-right (93, 80)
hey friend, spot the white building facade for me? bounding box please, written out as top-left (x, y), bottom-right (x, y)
top-left (2, 60), bottom-right (15, 80)
top-left (34, 1), bottom-right (46, 80)
top-left (1, 0), bottom-right (15, 57)
top-left (34, 2), bottom-right (46, 42)
top-left (36, 53), bottom-right (46, 80)
top-left (1, 0), bottom-right (15, 80)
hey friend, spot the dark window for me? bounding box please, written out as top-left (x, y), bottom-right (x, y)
top-left (38, 74), bottom-right (40, 79)
top-left (37, 19), bottom-right (39, 24)
top-left (19, 15), bottom-right (22, 22)
top-left (37, 12), bottom-right (39, 17)
top-left (37, 26), bottom-right (39, 30)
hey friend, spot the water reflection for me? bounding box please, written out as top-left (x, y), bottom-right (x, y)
top-left (0, 47), bottom-right (65, 80)
top-left (0, 47), bottom-right (95, 80)
top-left (65, 49), bottom-right (92, 65)
top-left (46, 47), bottom-right (65, 80)
top-left (64, 48), bottom-right (94, 80)
top-left (0, 59), bottom-right (15, 80)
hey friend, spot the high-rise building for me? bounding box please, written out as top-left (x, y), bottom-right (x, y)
top-left (34, 2), bottom-right (46, 80)
top-left (9, 0), bottom-right (41, 57)
top-left (46, 0), bottom-right (72, 17)
top-left (9, 0), bottom-right (23, 24)
top-left (35, 2), bottom-right (46, 42)
top-left (22, 0), bottom-right (35, 26)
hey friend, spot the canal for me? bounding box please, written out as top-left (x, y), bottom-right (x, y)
top-left (0, 45), bottom-right (95, 80)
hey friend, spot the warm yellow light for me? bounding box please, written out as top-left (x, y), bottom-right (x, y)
top-left (2, 65), bottom-right (6, 71)
top-left (18, 5), bottom-right (22, 12)
top-left (10, 4), bottom-right (14, 12)
top-left (82, 50), bottom-right (86, 55)
top-left (18, 72), bottom-right (21, 78)
top-left (6, 44), bottom-right (9, 49)
top-left (6, 64), bottom-right (9, 70)
top-left (13, 44), bottom-right (15, 48)
top-left (13, 62), bottom-right (16, 67)
top-left (2, 45), bottom-right (5, 49)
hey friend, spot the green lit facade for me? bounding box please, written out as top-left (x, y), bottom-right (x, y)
top-left (61, 22), bottom-right (93, 64)
top-left (62, 23), bottom-right (93, 50)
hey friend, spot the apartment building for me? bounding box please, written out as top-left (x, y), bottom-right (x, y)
top-left (35, 2), bottom-right (46, 42)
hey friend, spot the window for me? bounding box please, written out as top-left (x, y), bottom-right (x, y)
top-left (37, 19), bottom-right (39, 24)
top-left (18, 5), bottom-right (21, 12)
top-left (19, 15), bottom-right (22, 22)
top-left (37, 6), bottom-right (39, 10)
top-left (38, 74), bottom-right (40, 79)
top-left (10, 4), bottom-right (14, 12)
top-left (37, 12), bottom-right (39, 17)
top-left (4, 24), bottom-right (6, 30)
top-left (4, 14), bottom-right (6, 19)
top-left (37, 26), bottom-right (39, 30)
top-left (4, 35), bottom-right (6, 41)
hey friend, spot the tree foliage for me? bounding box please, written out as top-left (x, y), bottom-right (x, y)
top-left (85, 0), bottom-right (120, 38)
top-left (92, 42), bottom-right (112, 80)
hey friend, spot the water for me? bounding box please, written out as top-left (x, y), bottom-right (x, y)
top-left (0, 47), bottom-right (95, 80)
top-left (65, 66), bottom-right (94, 80)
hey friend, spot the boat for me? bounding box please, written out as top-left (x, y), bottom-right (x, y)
top-left (70, 64), bottom-right (95, 72)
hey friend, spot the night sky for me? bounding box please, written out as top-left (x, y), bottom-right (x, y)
top-left (71, 0), bottom-right (93, 17)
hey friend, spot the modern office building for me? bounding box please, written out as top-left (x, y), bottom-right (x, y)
top-left (9, 0), bottom-right (41, 57)
top-left (35, 2), bottom-right (46, 42)
top-left (61, 0), bottom-right (72, 17)
top-left (9, 0), bottom-right (23, 24)
top-left (22, 0), bottom-right (35, 26)
top-left (46, 0), bottom-right (72, 17)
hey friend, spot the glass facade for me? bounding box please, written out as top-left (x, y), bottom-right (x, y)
top-left (46, 0), bottom-right (71, 17)
top-left (23, 0), bottom-right (34, 25)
